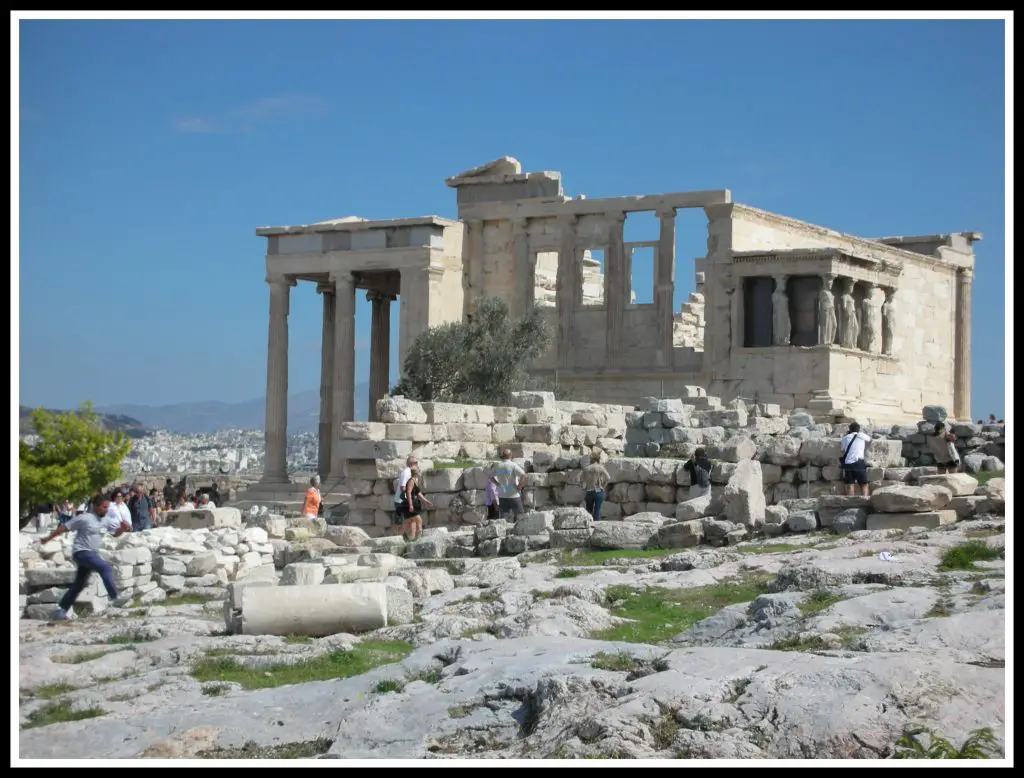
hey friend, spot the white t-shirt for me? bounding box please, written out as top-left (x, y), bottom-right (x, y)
top-left (109, 503), bottom-right (131, 526)
top-left (840, 431), bottom-right (871, 464)
top-left (394, 467), bottom-right (413, 504)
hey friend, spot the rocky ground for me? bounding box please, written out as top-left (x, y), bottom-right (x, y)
top-left (17, 514), bottom-right (1006, 760)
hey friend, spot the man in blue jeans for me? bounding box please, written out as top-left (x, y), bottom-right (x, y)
top-left (128, 484), bottom-right (154, 532)
top-left (40, 494), bottom-right (132, 620)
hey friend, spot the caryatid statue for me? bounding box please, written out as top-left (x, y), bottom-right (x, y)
top-left (818, 274), bottom-right (838, 346)
top-left (859, 282), bottom-right (882, 353)
top-left (771, 275), bottom-right (791, 346)
top-left (838, 278), bottom-right (860, 349)
top-left (881, 287), bottom-right (897, 356)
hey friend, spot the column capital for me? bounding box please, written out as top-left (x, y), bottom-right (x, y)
top-left (329, 270), bottom-right (355, 286)
top-left (316, 280), bottom-right (335, 295)
top-left (656, 206), bottom-right (677, 219)
top-left (512, 217), bottom-right (529, 232)
top-left (365, 289), bottom-right (396, 303)
top-left (958, 267), bottom-right (974, 282)
top-left (556, 213), bottom-right (578, 227)
top-left (423, 264), bottom-right (446, 278)
top-left (820, 272), bottom-right (835, 284)
top-left (607, 211), bottom-right (626, 227)
top-left (883, 285), bottom-right (897, 300)
top-left (774, 273), bottom-right (788, 284)
top-left (266, 273), bottom-right (296, 287)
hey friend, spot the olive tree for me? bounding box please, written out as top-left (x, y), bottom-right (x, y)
top-left (391, 296), bottom-right (561, 405)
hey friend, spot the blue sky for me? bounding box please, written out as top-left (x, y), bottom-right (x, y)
top-left (18, 18), bottom-right (1007, 418)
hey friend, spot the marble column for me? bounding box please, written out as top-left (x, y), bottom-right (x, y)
top-left (330, 271), bottom-right (356, 478)
top-left (367, 290), bottom-right (392, 422)
top-left (465, 219), bottom-right (484, 318)
top-left (262, 275), bottom-right (295, 484)
top-left (556, 215), bottom-right (577, 370)
top-left (771, 274), bottom-right (790, 346)
top-left (954, 268), bottom-right (973, 420)
top-left (512, 218), bottom-right (532, 318)
top-left (316, 282), bottom-right (335, 480)
top-left (860, 282), bottom-right (882, 354)
top-left (605, 212), bottom-right (627, 364)
top-left (655, 208), bottom-right (676, 366)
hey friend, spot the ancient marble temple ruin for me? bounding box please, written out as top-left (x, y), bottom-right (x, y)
top-left (246, 156), bottom-right (977, 499)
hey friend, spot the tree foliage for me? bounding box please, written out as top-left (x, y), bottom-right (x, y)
top-left (19, 401), bottom-right (132, 512)
top-left (391, 296), bottom-right (562, 405)
top-left (893, 726), bottom-right (998, 759)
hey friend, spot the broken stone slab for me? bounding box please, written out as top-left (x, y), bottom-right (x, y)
top-left (917, 473), bottom-right (979, 497)
top-left (816, 495), bottom-right (872, 527)
top-left (280, 563), bottom-right (326, 586)
top-left (551, 507), bottom-right (593, 531)
top-left (865, 510), bottom-right (957, 531)
top-left (675, 493), bottom-right (712, 521)
top-left (980, 478), bottom-right (1005, 513)
top-left (550, 529), bottom-right (592, 549)
top-left (656, 520), bottom-right (704, 549)
top-left (224, 581), bottom-right (413, 636)
top-left (722, 459), bottom-right (766, 529)
top-left (826, 507), bottom-right (866, 534)
top-left (922, 405), bottom-right (948, 423)
top-left (162, 507), bottom-right (243, 531)
top-left (870, 485), bottom-right (953, 513)
top-left (785, 511), bottom-right (818, 533)
top-left (589, 520), bottom-right (661, 551)
top-left (24, 567), bottom-right (78, 588)
top-left (947, 496), bottom-right (987, 520)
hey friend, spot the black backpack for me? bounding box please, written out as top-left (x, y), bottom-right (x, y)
top-left (693, 461), bottom-right (712, 488)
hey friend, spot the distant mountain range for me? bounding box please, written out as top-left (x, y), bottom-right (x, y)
top-left (19, 405), bottom-right (152, 439)
top-left (95, 381), bottom-right (371, 434)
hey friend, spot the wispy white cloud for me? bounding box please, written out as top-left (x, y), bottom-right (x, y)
top-left (173, 93), bottom-right (327, 134)
top-left (174, 117), bottom-right (222, 134)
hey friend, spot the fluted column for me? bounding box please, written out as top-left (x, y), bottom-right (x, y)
top-left (555, 215), bottom-right (577, 370)
top-left (512, 218), bottom-right (532, 318)
top-left (262, 274), bottom-right (295, 484)
top-left (605, 212), bottom-right (627, 365)
top-left (954, 268), bottom-right (973, 420)
top-left (367, 290), bottom-right (393, 422)
top-left (317, 282), bottom-right (335, 480)
top-left (330, 271), bottom-right (356, 478)
top-left (655, 208), bottom-right (676, 366)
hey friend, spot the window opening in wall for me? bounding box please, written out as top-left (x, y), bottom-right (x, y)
top-left (788, 275), bottom-right (821, 347)
top-left (580, 248), bottom-right (605, 306)
top-left (628, 246), bottom-right (655, 305)
top-left (673, 208), bottom-right (710, 352)
top-left (623, 210), bottom-right (659, 243)
top-left (532, 250), bottom-right (559, 309)
top-left (742, 276), bottom-right (774, 347)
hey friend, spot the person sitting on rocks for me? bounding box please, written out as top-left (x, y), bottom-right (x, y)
top-left (684, 448), bottom-right (713, 499)
top-left (839, 422), bottom-right (872, 497)
top-left (40, 493), bottom-right (132, 620)
top-left (581, 450), bottom-right (611, 521)
top-left (302, 475), bottom-right (321, 519)
top-left (926, 422), bottom-right (960, 474)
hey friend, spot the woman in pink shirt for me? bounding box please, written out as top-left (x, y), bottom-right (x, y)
top-left (485, 478), bottom-right (500, 521)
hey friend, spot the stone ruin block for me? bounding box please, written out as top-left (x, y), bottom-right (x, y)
top-left (164, 507), bottom-right (242, 531)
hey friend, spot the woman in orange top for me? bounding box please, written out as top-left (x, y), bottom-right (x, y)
top-left (302, 475), bottom-right (322, 519)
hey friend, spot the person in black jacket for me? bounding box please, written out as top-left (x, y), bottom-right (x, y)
top-left (684, 448), bottom-right (713, 499)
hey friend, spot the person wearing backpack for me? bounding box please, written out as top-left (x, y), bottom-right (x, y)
top-left (839, 422), bottom-right (872, 497)
top-left (684, 448), bottom-right (713, 499)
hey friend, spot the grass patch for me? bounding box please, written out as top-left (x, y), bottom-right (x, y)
top-left (592, 573), bottom-right (773, 645)
top-left (469, 590), bottom-right (501, 603)
top-left (107, 692), bottom-right (138, 702)
top-left (964, 529), bottom-right (1003, 539)
top-left (448, 705), bottom-right (472, 719)
top-left (725, 677), bottom-right (753, 703)
top-left (53, 649), bottom-right (117, 665)
top-left (429, 460), bottom-right (477, 471)
top-left (162, 593), bottom-right (222, 607)
top-left (554, 568), bottom-right (581, 579)
top-left (105, 630), bottom-right (157, 645)
top-left (649, 710), bottom-right (681, 750)
top-left (30, 682), bottom-right (75, 700)
top-left (201, 684), bottom-right (231, 697)
top-left (798, 588), bottom-right (844, 616)
top-left (22, 700), bottom-right (106, 729)
top-left (924, 599), bottom-right (953, 618)
top-left (373, 678), bottom-right (406, 694)
top-left (590, 650), bottom-right (669, 680)
top-left (561, 548), bottom-right (674, 566)
top-left (198, 738), bottom-right (334, 759)
top-left (190, 640), bottom-right (413, 690)
top-left (972, 471), bottom-right (1002, 487)
top-left (734, 543), bottom-right (811, 555)
top-left (893, 726), bottom-right (998, 759)
top-left (938, 540), bottom-right (1002, 572)
top-left (770, 625), bottom-right (867, 652)
top-left (282, 635), bottom-right (315, 644)
top-left (529, 590), bottom-right (553, 600)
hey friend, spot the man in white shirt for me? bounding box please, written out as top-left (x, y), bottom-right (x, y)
top-left (491, 448), bottom-right (527, 520)
top-left (393, 455), bottom-right (418, 507)
top-left (839, 422), bottom-right (872, 497)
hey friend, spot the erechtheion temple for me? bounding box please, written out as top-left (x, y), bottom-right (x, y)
top-left (250, 156), bottom-right (977, 492)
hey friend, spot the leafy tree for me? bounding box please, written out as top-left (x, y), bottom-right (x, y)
top-left (19, 401), bottom-right (132, 515)
top-left (391, 296), bottom-right (563, 405)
